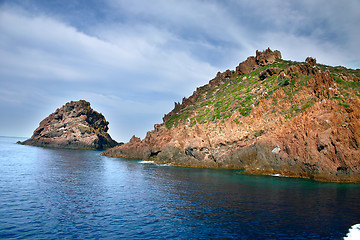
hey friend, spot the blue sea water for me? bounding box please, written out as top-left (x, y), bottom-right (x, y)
top-left (0, 136), bottom-right (359, 239)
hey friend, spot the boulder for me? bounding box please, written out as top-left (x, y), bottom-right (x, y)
top-left (259, 67), bottom-right (281, 80)
top-left (305, 57), bottom-right (317, 66)
top-left (236, 56), bottom-right (257, 75)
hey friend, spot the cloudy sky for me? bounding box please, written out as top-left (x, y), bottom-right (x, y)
top-left (1, 0), bottom-right (359, 142)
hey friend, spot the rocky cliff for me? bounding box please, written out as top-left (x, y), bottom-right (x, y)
top-left (102, 48), bottom-right (360, 182)
top-left (20, 100), bottom-right (118, 150)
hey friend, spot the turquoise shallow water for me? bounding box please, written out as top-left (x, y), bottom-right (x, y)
top-left (0, 136), bottom-right (359, 239)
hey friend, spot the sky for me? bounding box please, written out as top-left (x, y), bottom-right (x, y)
top-left (1, 0), bottom-right (359, 142)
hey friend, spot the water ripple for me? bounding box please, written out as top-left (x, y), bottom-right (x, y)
top-left (0, 137), bottom-right (359, 239)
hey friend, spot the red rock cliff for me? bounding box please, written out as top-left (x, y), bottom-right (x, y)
top-left (102, 49), bottom-right (360, 182)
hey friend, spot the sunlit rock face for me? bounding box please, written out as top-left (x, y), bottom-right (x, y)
top-left (20, 100), bottom-right (118, 150)
top-left (103, 48), bottom-right (360, 183)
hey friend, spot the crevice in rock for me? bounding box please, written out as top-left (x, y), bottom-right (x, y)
top-left (317, 144), bottom-right (325, 152)
top-left (185, 147), bottom-right (201, 161)
top-left (150, 151), bottom-right (161, 157)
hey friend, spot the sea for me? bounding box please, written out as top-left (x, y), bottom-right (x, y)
top-left (0, 136), bottom-right (359, 240)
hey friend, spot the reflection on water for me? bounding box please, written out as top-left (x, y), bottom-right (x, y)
top-left (0, 136), bottom-right (359, 239)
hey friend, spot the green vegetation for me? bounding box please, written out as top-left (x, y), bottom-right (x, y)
top-left (338, 102), bottom-right (350, 108)
top-left (301, 99), bottom-right (316, 111)
top-left (164, 58), bottom-right (360, 130)
top-left (278, 78), bottom-right (289, 87)
top-left (78, 125), bottom-right (92, 134)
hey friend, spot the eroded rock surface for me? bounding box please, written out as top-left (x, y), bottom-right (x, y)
top-left (102, 49), bottom-right (360, 182)
top-left (20, 100), bottom-right (118, 150)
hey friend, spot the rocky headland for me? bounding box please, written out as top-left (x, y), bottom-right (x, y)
top-left (19, 100), bottom-right (118, 150)
top-left (102, 48), bottom-right (360, 182)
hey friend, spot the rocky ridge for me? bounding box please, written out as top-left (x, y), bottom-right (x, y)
top-left (102, 48), bottom-right (360, 182)
top-left (20, 100), bottom-right (118, 150)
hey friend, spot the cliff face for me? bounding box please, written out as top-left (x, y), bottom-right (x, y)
top-left (20, 100), bottom-right (118, 150)
top-left (102, 49), bottom-right (360, 182)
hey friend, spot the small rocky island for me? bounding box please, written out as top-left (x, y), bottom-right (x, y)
top-left (103, 48), bottom-right (360, 183)
top-left (19, 100), bottom-right (118, 150)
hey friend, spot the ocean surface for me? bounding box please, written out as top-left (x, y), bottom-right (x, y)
top-left (0, 136), bottom-right (359, 239)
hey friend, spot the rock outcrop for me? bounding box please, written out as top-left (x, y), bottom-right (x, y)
top-left (163, 48), bottom-right (282, 123)
top-left (236, 48), bottom-right (282, 75)
top-left (19, 100), bottom-right (118, 150)
top-left (102, 49), bottom-right (360, 183)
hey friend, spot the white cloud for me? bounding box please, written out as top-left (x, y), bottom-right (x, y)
top-left (1, 0), bottom-right (360, 140)
top-left (0, 4), bottom-right (220, 139)
top-left (0, 10), bottom-right (137, 82)
top-left (0, 6), bottom-right (219, 87)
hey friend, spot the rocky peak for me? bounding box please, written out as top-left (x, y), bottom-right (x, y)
top-left (129, 135), bottom-right (142, 144)
top-left (163, 48), bottom-right (282, 122)
top-left (305, 56), bottom-right (317, 66)
top-left (236, 48), bottom-right (282, 75)
top-left (256, 48), bottom-right (282, 66)
top-left (20, 100), bottom-right (118, 150)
